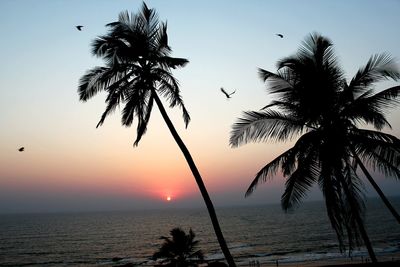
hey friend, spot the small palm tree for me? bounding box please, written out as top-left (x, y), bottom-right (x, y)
top-left (78, 3), bottom-right (235, 266)
top-left (153, 228), bottom-right (204, 267)
top-left (230, 33), bottom-right (400, 263)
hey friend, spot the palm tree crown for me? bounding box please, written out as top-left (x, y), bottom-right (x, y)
top-left (230, 33), bottom-right (400, 258)
top-left (78, 3), bottom-right (189, 145)
top-left (153, 227), bottom-right (204, 267)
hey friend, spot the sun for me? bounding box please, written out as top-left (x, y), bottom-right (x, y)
top-left (166, 196), bottom-right (172, 202)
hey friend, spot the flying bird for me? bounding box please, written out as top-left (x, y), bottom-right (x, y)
top-left (18, 147), bottom-right (24, 152)
top-left (220, 87), bottom-right (236, 99)
top-left (276, 33), bottom-right (284, 38)
top-left (76, 25), bottom-right (83, 31)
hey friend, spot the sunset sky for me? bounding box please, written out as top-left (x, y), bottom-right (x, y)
top-left (1, 0), bottom-right (400, 213)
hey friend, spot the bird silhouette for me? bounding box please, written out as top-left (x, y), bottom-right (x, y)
top-left (76, 25), bottom-right (83, 31)
top-left (276, 33), bottom-right (284, 38)
top-left (220, 87), bottom-right (236, 99)
top-left (18, 147), bottom-right (24, 152)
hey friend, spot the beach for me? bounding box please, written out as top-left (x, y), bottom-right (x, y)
top-left (275, 257), bottom-right (400, 267)
top-left (240, 251), bottom-right (400, 266)
top-left (241, 251), bottom-right (400, 267)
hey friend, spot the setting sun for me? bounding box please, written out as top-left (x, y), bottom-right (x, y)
top-left (166, 196), bottom-right (171, 202)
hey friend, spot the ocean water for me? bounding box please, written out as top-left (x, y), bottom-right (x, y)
top-left (1, 197), bottom-right (400, 266)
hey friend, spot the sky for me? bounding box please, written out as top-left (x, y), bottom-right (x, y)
top-left (0, 0), bottom-right (400, 213)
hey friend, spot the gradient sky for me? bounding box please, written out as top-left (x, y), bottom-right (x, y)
top-left (1, 0), bottom-right (400, 213)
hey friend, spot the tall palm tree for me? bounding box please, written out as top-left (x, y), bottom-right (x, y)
top-left (230, 33), bottom-right (400, 263)
top-left (78, 3), bottom-right (235, 266)
top-left (153, 227), bottom-right (204, 267)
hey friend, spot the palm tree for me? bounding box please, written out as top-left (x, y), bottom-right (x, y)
top-left (230, 33), bottom-right (400, 263)
top-left (77, 3), bottom-right (235, 266)
top-left (153, 227), bottom-right (204, 267)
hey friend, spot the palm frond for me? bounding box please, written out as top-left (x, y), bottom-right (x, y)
top-left (120, 88), bottom-right (140, 128)
top-left (369, 150), bottom-right (400, 179)
top-left (261, 100), bottom-right (303, 119)
top-left (230, 110), bottom-right (305, 147)
top-left (351, 130), bottom-right (400, 179)
top-left (96, 86), bottom-right (124, 128)
top-left (117, 10), bottom-right (131, 26)
top-left (245, 130), bottom-right (321, 197)
top-left (348, 53), bottom-right (400, 94)
top-left (138, 2), bottom-right (159, 37)
top-left (155, 22), bottom-right (170, 54)
top-left (340, 164), bottom-right (365, 250)
top-left (95, 74), bottom-right (138, 128)
top-left (352, 85), bottom-right (400, 113)
top-left (318, 162), bottom-right (348, 251)
top-left (258, 68), bottom-right (294, 96)
top-left (258, 68), bottom-right (280, 81)
top-left (350, 129), bottom-right (400, 156)
top-left (157, 56), bottom-right (189, 69)
top-left (280, 131), bottom-right (322, 210)
top-left (268, 34), bottom-right (344, 124)
top-left (342, 164), bottom-right (366, 212)
top-left (281, 154), bottom-right (319, 210)
top-left (134, 94), bottom-right (154, 146)
top-left (280, 33), bottom-right (342, 90)
top-left (298, 32), bottom-right (333, 64)
top-left (350, 129), bottom-right (400, 146)
top-left (366, 85), bottom-right (400, 108)
top-left (78, 64), bottom-right (134, 102)
top-left (91, 35), bottom-right (131, 61)
top-left (325, 184), bottom-right (346, 249)
top-left (154, 68), bottom-right (190, 127)
top-left (245, 148), bottom-right (295, 197)
top-left (119, 85), bottom-right (153, 146)
top-left (343, 86), bottom-right (400, 129)
top-left (78, 67), bottom-right (111, 101)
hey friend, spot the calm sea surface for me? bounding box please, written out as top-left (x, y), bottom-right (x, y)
top-left (1, 197), bottom-right (400, 266)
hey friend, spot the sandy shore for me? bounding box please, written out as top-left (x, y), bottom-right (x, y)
top-left (275, 260), bottom-right (400, 267)
top-left (134, 252), bottom-right (400, 267)
top-left (269, 258), bottom-right (398, 267)
top-left (249, 252), bottom-right (400, 267)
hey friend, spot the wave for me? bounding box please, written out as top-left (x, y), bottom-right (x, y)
top-left (1, 199), bottom-right (400, 266)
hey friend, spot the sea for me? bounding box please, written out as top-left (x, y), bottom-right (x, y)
top-left (1, 197), bottom-right (400, 266)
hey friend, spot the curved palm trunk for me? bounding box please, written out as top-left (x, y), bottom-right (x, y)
top-left (351, 148), bottom-right (400, 224)
top-left (337, 174), bottom-right (377, 263)
top-left (152, 91), bottom-right (236, 267)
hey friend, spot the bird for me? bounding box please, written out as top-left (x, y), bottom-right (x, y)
top-left (276, 33), bottom-right (284, 38)
top-left (18, 147), bottom-right (24, 152)
top-left (76, 25), bottom-right (83, 31)
top-left (220, 87), bottom-right (236, 99)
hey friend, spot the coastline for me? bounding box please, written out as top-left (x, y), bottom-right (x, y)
top-left (2, 202), bottom-right (399, 267)
top-left (238, 251), bottom-right (400, 267)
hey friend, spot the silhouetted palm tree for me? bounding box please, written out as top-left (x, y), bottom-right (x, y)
top-left (153, 227), bottom-right (204, 267)
top-left (78, 3), bottom-right (235, 266)
top-left (230, 33), bottom-right (400, 263)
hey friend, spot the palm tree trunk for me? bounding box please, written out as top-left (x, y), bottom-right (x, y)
top-left (337, 174), bottom-right (377, 263)
top-left (152, 91), bottom-right (236, 267)
top-left (350, 147), bottom-right (400, 224)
